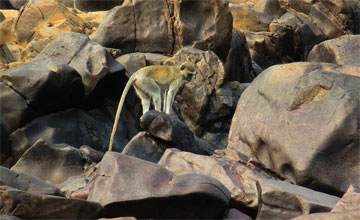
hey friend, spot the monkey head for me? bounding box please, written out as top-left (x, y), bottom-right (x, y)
top-left (179, 62), bottom-right (196, 78)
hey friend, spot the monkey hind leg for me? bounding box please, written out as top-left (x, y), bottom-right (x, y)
top-left (134, 78), bottom-right (162, 114)
top-left (134, 87), bottom-right (151, 114)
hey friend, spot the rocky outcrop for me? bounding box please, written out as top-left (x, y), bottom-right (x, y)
top-left (228, 62), bottom-right (360, 195)
top-left (0, 185), bottom-right (102, 219)
top-left (34, 31), bottom-right (125, 95)
top-left (88, 152), bottom-right (230, 219)
top-left (11, 140), bottom-right (95, 184)
top-left (90, 0), bottom-right (232, 61)
top-left (307, 35), bottom-right (360, 66)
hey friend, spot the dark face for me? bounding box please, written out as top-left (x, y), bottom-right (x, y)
top-left (180, 62), bottom-right (196, 78)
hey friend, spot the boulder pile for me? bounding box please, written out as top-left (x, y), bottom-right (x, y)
top-left (1, 0), bottom-right (359, 219)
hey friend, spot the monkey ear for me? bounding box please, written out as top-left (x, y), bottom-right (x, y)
top-left (180, 64), bottom-right (186, 70)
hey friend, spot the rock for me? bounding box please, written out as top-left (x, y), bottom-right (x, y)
top-left (228, 62), bottom-right (360, 195)
top-left (307, 35), bottom-right (360, 66)
top-left (140, 111), bottom-right (214, 155)
top-left (256, 178), bottom-right (340, 220)
top-left (9, 108), bottom-right (130, 163)
top-left (291, 211), bottom-right (360, 220)
top-left (34, 31), bottom-right (125, 95)
top-left (1, 123), bottom-right (10, 166)
top-left (224, 208), bottom-right (252, 220)
top-left (116, 52), bottom-right (169, 74)
top-left (80, 145), bottom-right (104, 163)
top-left (0, 166), bottom-right (64, 196)
top-left (13, 0), bottom-right (92, 45)
top-left (58, 0), bottom-right (76, 8)
top-left (56, 175), bottom-right (89, 198)
top-left (8, 0), bottom-right (26, 9)
top-left (11, 140), bottom-right (94, 184)
top-left (88, 151), bottom-right (230, 219)
top-left (74, 0), bottom-right (124, 12)
top-left (158, 148), bottom-right (281, 214)
top-left (0, 1), bottom-right (15, 9)
top-left (122, 131), bottom-right (164, 163)
top-left (0, 38), bottom-right (16, 64)
top-left (91, 0), bottom-right (232, 61)
top-left (0, 81), bottom-right (39, 135)
top-left (164, 47), bottom-right (226, 136)
top-left (0, 59), bottom-right (85, 131)
top-left (332, 185), bottom-right (360, 212)
top-left (0, 185), bottom-right (102, 219)
top-left (224, 29), bottom-right (255, 83)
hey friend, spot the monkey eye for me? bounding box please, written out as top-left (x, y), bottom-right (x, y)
top-left (180, 65), bottom-right (185, 70)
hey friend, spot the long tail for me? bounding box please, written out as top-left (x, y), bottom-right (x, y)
top-left (108, 74), bottom-right (137, 151)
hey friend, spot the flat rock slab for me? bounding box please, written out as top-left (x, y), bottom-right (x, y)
top-left (0, 166), bottom-right (64, 196)
top-left (11, 140), bottom-right (94, 184)
top-left (0, 185), bottom-right (102, 219)
top-left (256, 178), bottom-right (340, 220)
top-left (88, 152), bottom-right (230, 219)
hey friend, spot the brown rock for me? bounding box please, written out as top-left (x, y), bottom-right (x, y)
top-left (74, 0), bottom-right (124, 12)
top-left (228, 62), bottom-right (360, 195)
top-left (165, 47), bottom-right (226, 136)
top-left (0, 185), bottom-right (102, 219)
top-left (332, 185), bottom-right (360, 212)
top-left (0, 166), bottom-right (64, 196)
top-left (291, 211), bottom-right (360, 220)
top-left (307, 35), bottom-right (360, 66)
top-left (91, 0), bottom-right (232, 61)
top-left (13, 0), bottom-right (92, 45)
top-left (11, 140), bottom-right (94, 184)
top-left (256, 178), bottom-right (340, 220)
top-left (158, 148), bottom-right (281, 212)
top-left (88, 151), bottom-right (230, 219)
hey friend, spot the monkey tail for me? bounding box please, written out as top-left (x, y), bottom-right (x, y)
top-left (108, 74), bottom-right (137, 151)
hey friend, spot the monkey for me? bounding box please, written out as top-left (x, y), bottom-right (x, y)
top-left (108, 62), bottom-right (196, 151)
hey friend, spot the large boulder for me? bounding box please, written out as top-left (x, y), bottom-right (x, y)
top-left (158, 148), bottom-right (281, 216)
top-left (228, 62), bottom-right (360, 195)
top-left (13, 0), bottom-right (91, 45)
top-left (307, 35), bottom-right (360, 66)
top-left (9, 108), bottom-right (131, 163)
top-left (164, 47), bottom-right (227, 136)
top-left (331, 185), bottom-right (360, 213)
top-left (0, 166), bottom-right (64, 196)
top-left (34, 31), bottom-right (125, 95)
top-left (74, 0), bottom-right (124, 11)
top-left (0, 59), bottom-right (84, 134)
top-left (0, 185), bottom-right (102, 219)
top-left (256, 178), bottom-right (340, 220)
top-left (88, 152), bottom-right (230, 219)
top-left (11, 140), bottom-right (94, 184)
top-left (90, 0), bottom-right (232, 61)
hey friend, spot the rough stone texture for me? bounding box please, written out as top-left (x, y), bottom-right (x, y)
top-left (0, 38), bottom-right (15, 64)
top-left (74, 0), bottom-right (123, 11)
top-left (224, 29), bottom-right (255, 83)
top-left (13, 0), bottom-right (91, 45)
top-left (224, 208), bottom-right (252, 220)
top-left (0, 166), bottom-right (64, 196)
top-left (158, 148), bottom-right (281, 213)
top-left (8, 0), bottom-right (26, 9)
top-left (116, 52), bottom-right (169, 74)
top-left (140, 111), bottom-right (214, 155)
top-left (228, 62), bottom-right (360, 195)
top-left (307, 35), bottom-right (360, 66)
top-left (291, 211), bottom-right (360, 220)
top-left (34, 31), bottom-right (125, 95)
top-left (91, 0), bottom-right (232, 61)
top-left (56, 175), bottom-right (89, 198)
top-left (0, 59), bottom-right (85, 129)
top-left (331, 185), bottom-right (360, 213)
top-left (11, 140), bottom-right (94, 184)
top-left (256, 178), bottom-right (340, 220)
top-left (8, 108), bottom-right (130, 163)
top-left (88, 152), bottom-right (230, 219)
top-left (164, 47), bottom-right (226, 136)
top-left (0, 185), bottom-right (102, 219)
top-left (122, 131), bottom-right (164, 163)
top-left (80, 145), bottom-right (104, 163)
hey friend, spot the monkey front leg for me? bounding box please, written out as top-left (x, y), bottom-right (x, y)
top-left (165, 84), bottom-right (180, 114)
